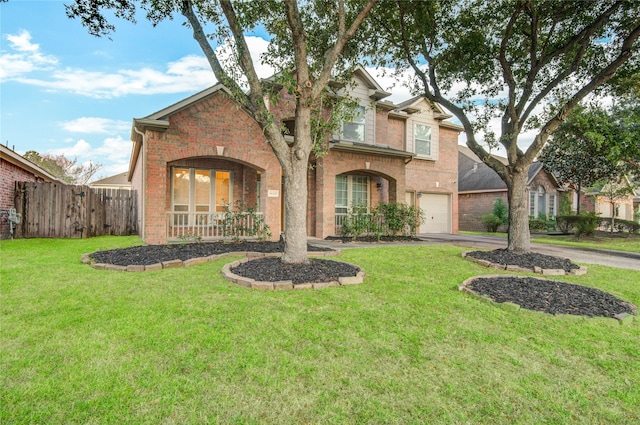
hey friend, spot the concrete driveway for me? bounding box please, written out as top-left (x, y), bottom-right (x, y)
top-left (419, 233), bottom-right (640, 271)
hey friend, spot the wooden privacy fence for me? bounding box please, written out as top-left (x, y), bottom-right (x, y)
top-left (14, 182), bottom-right (137, 239)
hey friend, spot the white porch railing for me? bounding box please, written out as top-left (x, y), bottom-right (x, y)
top-left (166, 211), bottom-right (266, 241)
top-left (334, 212), bottom-right (387, 236)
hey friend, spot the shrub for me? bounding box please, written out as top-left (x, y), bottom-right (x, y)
top-left (529, 216), bottom-right (548, 232)
top-left (222, 201), bottom-right (271, 241)
top-left (556, 215), bottom-right (574, 233)
top-left (341, 203), bottom-right (426, 239)
top-left (491, 198), bottom-right (509, 226)
top-left (481, 213), bottom-right (503, 232)
top-left (342, 205), bottom-right (375, 240)
top-left (574, 211), bottom-right (600, 237)
top-left (600, 218), bottom-right (640, 234)
top-left (377, 202), bottom-right (405, 235)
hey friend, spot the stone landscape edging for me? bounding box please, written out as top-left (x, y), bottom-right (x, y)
top-left (461, 251), bottom-right (588, 276)
top-left (459, 274), bottom-right (635, 326)
top-left (221, 257), bottom-right (365, 290)
top-left (82, 248), bottom-right (341, 272)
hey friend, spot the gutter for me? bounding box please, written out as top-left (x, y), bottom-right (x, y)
top-left (132, 126), bottom-right (146, 241)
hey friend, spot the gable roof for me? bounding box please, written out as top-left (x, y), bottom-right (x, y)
top-left (130, 83), bottom-right (234, 142)
top-left (458, 145), bottom-right (556, 193)
top-left (90, 172), bottom-right (131, 188)
top-left (1, 144), bottom-right (65, 183)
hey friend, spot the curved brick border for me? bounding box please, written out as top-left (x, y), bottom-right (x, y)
top-left (459, 274), bottom-right (636, 326)
top-left (82, 248), bottom-right (341, 272)
top-left (221, 257), bottom-right (365, 290)
top-left (461, 251), bottom-right (587, 276)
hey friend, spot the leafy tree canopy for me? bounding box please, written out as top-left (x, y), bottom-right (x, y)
top-left (364, 0), bottom-right (640, 252)
top-left (23, 151), bottom-right (102, 185)
top-left (66, 0), bottom-right (378, 264)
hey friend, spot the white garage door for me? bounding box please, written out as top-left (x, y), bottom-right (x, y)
top-left (419, 194), bottom-right (451, 233)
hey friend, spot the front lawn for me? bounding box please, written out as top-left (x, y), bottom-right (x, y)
top-left (460, 230), bottom-right (640, 253)
top-left (531, 232), bottom-right (640, 253)
top-left (1, 236), bottom-right (639, 424)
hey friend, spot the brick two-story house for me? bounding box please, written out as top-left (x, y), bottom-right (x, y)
top-left (128, 68), bottom-right (462, 244)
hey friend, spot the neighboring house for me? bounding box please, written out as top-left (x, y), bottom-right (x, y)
top-left (128, 67), bottom-right (463, 244)
top-left (458, 145), bottom-right (564, 232)
top-left (89, 172), bottom-right (132, 190)
top-left (587, 178), bottom-right (636, 222)
top-left (0, 144), bottom-right (64, 239)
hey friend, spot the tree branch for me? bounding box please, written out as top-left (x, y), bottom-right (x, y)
top-left (524, 22), bottom-right (640, 164)
top-left (314, 0), bottom-right (378, 97)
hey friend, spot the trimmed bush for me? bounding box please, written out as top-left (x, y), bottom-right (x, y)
top-left (600, 218), bottom-right (640, 234)
top-left (529, 216), bottom-right (548, 232)
top-left (481, 213), bottom-right (503, 232)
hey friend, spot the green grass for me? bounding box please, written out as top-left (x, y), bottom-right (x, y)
top-left (460, 230), bottom-right (640, 253)
top-left (2, 236), bottom-right (639, 424)
top-left (530, 234), bottom-right (640, 253)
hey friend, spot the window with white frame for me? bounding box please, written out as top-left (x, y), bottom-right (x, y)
top-left (529, 185), bottom-right (557, 219)
top-left (548, 194), bottom-right (556, 218)
top-left (529, 191), bottom-right (537, 216)
top-left (172, 167), bottom-right (232, 225)
top-left (335, 175), bottom-right (370, 215)
top-left (414, 124), bottom-right (432, 157)
top-left (341, 105), bottom-right (366, 142)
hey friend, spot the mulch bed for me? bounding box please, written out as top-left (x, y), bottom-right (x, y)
top-left (465, 249), bottom-right (580, 272)
top-left (90, 241), bottom-right (635, 318)
top-left (89, 241), bottom-right (332, 266)
top-left (231, 257), bottom-right (360, 284)
top-left (466, 276), bottom-right (636, 319)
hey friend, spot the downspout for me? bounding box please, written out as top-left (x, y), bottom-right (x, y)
top-left (133, 126), bottom-right (146, 242)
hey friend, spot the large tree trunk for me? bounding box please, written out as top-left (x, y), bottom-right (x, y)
top-left (281, 157), bottom-right (310, 264)
top-left (507, 169), bottom-right (531, 252)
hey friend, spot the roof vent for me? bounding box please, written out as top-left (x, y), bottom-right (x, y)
top-left (473, 162), bottom-right (477, 173)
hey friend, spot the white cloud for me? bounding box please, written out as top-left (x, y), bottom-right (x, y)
top-left (61, 117), bottom-right (131, 134)
top-left (48, 136), bottom-right (132, 175)
top-left (0, 31), bottom-right (58, 79)
top-left (2, 30), bottom-right (274, 98)
top-left (7, 30), bottom-right (39, 52)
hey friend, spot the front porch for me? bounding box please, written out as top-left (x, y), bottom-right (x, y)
top-left (166, 211), bottom-right (268, 242)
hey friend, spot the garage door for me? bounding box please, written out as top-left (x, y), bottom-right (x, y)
top-left (419, 194), bottom-right (451, 233)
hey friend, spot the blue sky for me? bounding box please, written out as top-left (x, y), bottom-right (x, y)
top-left (2, 1), bottom-right (501, 181)
top-left (1, 0), bottom-right (279, 179)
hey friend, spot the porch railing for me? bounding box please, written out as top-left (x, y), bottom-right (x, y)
top-left (166, 211), bottom-right (266, 241)
top-left (334, 212), bottom-right (387, 236)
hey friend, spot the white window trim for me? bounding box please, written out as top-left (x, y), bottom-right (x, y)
top-left (341, 105), bottom-right (366, 143)
top-left (171, 167), bottom-right (233, 223)
top-left (335, 175), bottom-right (370, 212)
top-left (414, 123), bottom-right (433, 159)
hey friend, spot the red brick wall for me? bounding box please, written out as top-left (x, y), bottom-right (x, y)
top-left (140, 92), bottom-right (283, 244)
top-left (1, 159), bottom-right (45, 239)
top-left (458, 169), bottom-right (562, 232)
top-left (405, 126), bottom-right (460, 233)
top-left (314, 149), bottom-right (407, 238)
top-left (137, 88), bottom-right (462, 242)
top-left (459, 191), bottom-right (508, 232)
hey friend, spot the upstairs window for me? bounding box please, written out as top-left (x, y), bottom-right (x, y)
top-left (341, 105), bottom-right (365, 143)
top-left (415, 124), bottom-right (432, 157)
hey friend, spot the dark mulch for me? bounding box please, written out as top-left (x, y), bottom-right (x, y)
top-left (231, 257), bottom-right (360, 284)
top-left (466, 249), bottom-right (580, 272)
top-left (468, 276), bottom-right (637, 318)
top-left (90, 241), bottom-right (332, 266)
